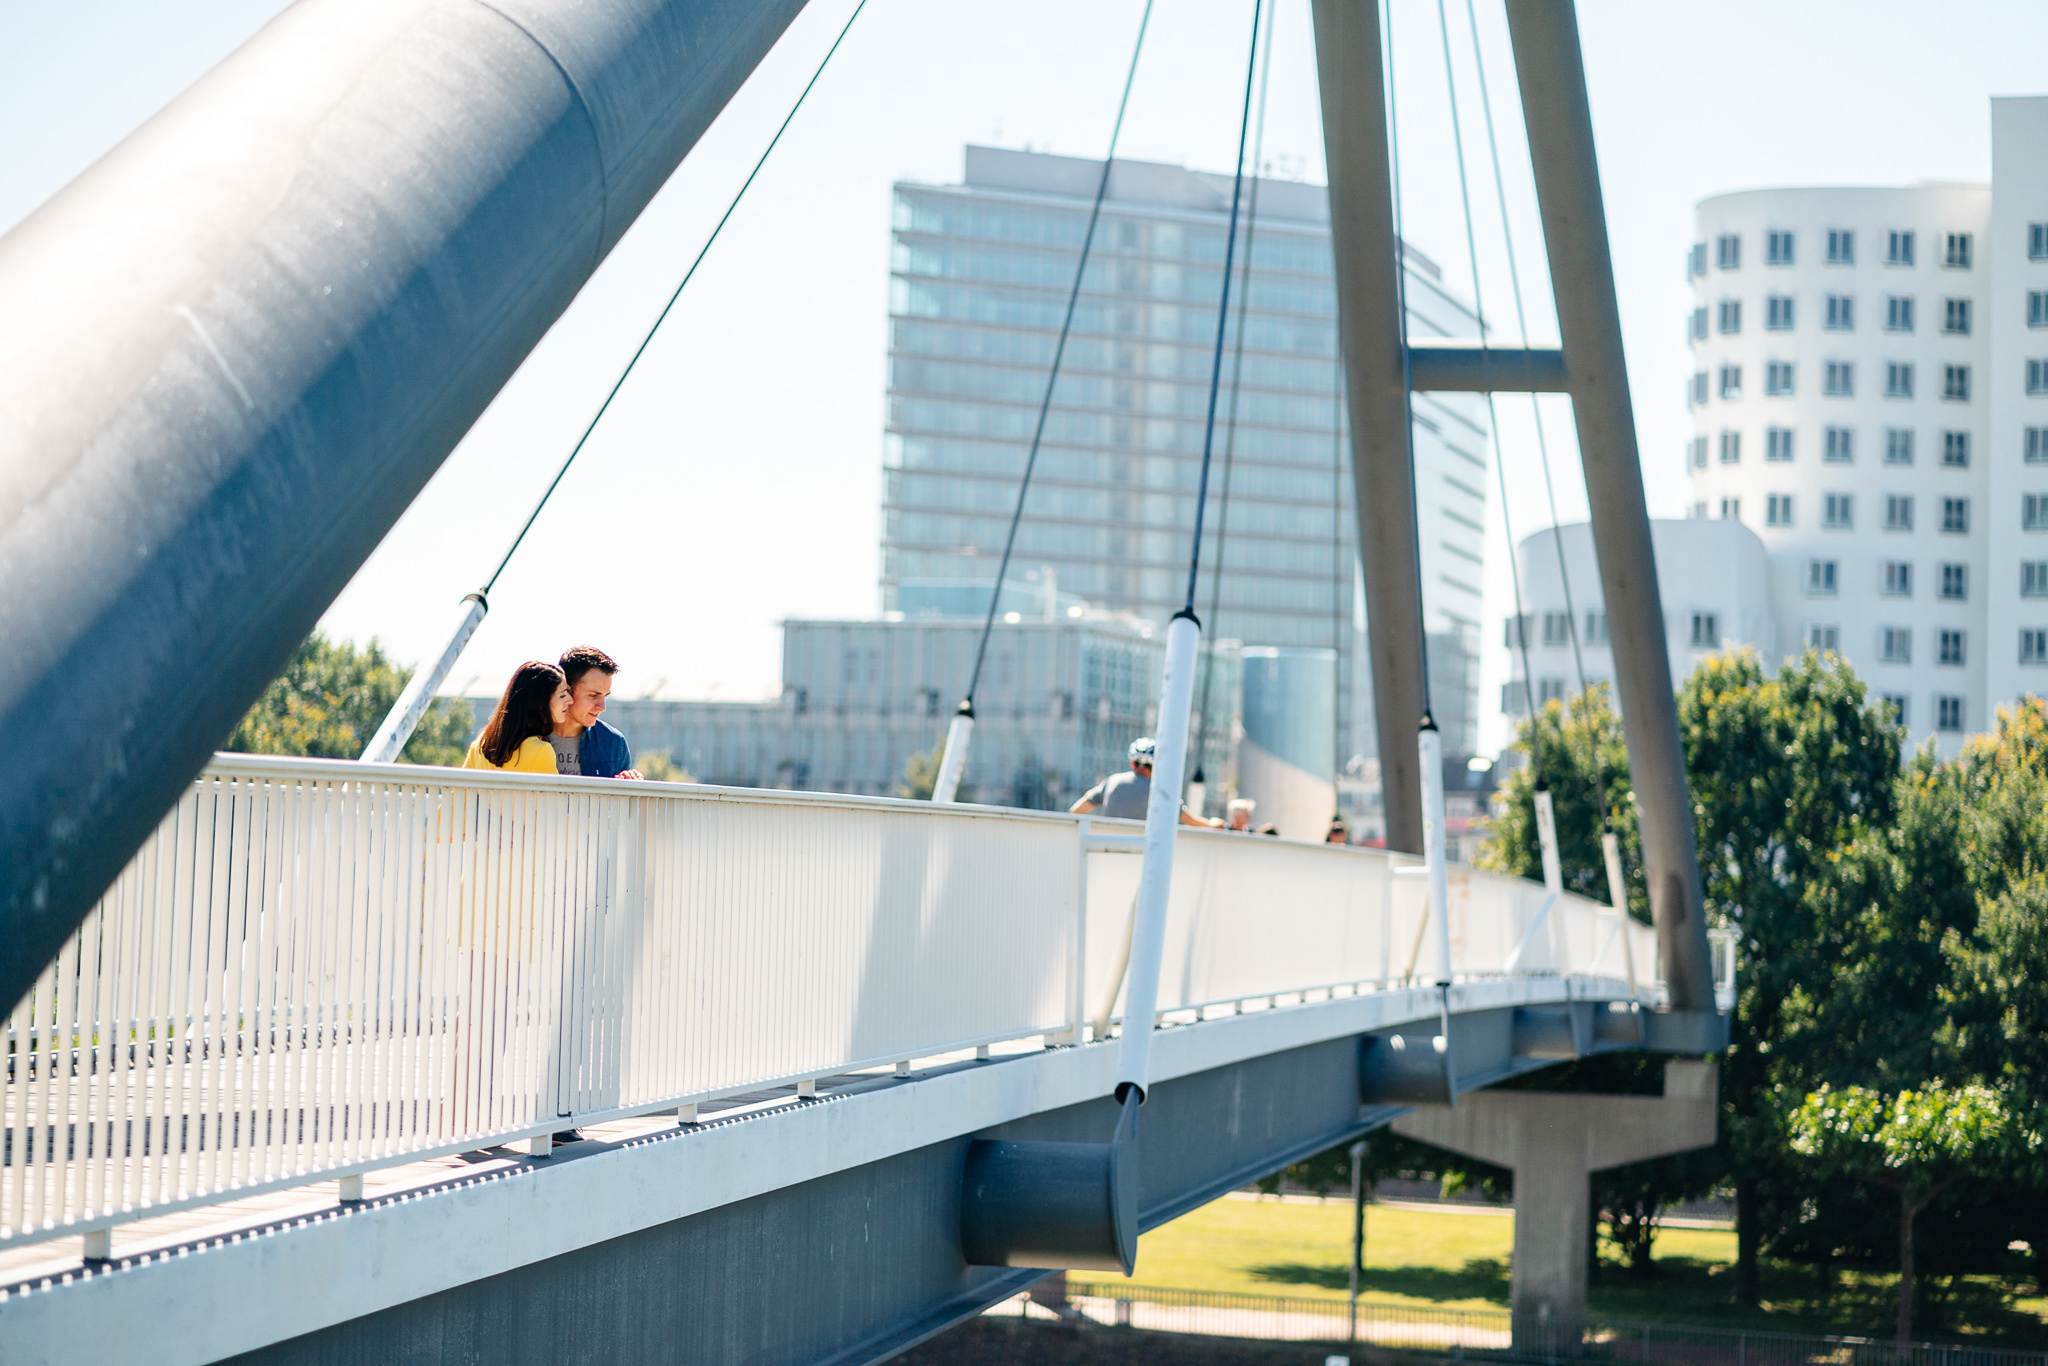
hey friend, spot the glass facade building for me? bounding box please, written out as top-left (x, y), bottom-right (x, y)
top-left (884, 146), bottom-right (1490, 761)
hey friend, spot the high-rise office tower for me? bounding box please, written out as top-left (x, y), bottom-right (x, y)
top-left (1685, 97), bottom-right (2048, 751)
top-left (884, 146), bottom-right (1490, 762)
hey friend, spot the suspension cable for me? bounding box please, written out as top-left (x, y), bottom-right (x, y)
top-left (957, 0), bottom-right (1157, 709)
top-left (1461, 0), bottom-right (1612, 832)
top-left (1429, 0), bottom-right (1540, 788)
top-left (480, 0), bottom-right (869, 597)
top-left (1180, 0), bottom-right (1265, 617)
top-left (1381, 0), bottom-right (1433, 720)
top-left (1190, 0), bottom-right (1277, 787)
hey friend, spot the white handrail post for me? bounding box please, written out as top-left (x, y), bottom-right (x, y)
top-left (1534, 789), bottom-right (1569, 974)
top-left (931, 706), bottom-right (975, 804)
top-left (1417, 721), bottom-right (1452, 987)
top-left (361, 592), bottom-right (487, 763)
top-left (1603, 830), bottom-right (1639, 997)
top-left (1115, 611), bottom-right (1201, 1100)
top-left (1533, 789), bottom-right (1564, 894)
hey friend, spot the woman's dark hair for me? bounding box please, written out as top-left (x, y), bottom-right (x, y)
top-left (477, 661), bottom-right (566, 767)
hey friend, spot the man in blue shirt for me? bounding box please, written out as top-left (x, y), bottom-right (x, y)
top-left (548, 645), bottom-right (642, 780)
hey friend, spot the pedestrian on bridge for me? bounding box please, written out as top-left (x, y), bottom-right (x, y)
top-left (1226, 798), bottom-right (1257, 831)
top-left (553, 645), bottom-right (643, 780)
top-left (463, 661), bottom-right (570, 772)
top-left (1068, 737), bottom-right (1221, 827)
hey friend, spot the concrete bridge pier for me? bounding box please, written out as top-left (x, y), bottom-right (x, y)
top-left (1391, 1059), bottom-right (1718, 1354)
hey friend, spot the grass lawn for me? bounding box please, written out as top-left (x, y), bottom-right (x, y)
top-left (1127, 1196), bottom-right (2048, 1346)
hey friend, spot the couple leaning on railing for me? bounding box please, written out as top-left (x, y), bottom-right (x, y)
top-left (462, 644), bottom-right (642, 780)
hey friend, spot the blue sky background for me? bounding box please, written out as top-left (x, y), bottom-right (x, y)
top-left (8, 0), bottom-right (2048, 752)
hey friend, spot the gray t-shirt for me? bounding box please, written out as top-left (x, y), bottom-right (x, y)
top-left (1082, 769), bottom-right (1151, 820)
top-left (546, 733), bottom-right (581, 776)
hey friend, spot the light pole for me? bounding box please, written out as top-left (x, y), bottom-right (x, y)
top-left (1349, 1139), bottom-right (1368, 1341)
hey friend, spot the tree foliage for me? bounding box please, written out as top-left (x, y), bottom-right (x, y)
top-left (1788, 1082), bottom-right (2022, 1340)
top-left (228, 631), bottom-right (473, 766)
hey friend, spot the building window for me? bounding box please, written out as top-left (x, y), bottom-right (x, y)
top-left (2033, 224), bottom-right (2048, 261)
top-left (1688, 242), bottom-right (1707, 278)
top-left (1720, 497), bottom-right (1741, 521)
top-left (1883, 561), bottom-right (1913, 597)
top-left (2027, 493), bottom-right (2048, 531)
top-left (1942, 430), bottom-right (1969, 467)
top-left (1885, 427), bottom-right (1914, 465)
top-left (1690, 435), bottom-right (1709, 469)
top-left (1940, 563), bottom-right (1968, 601)
top-left (1943, 497), bottom-right (1970, 533)
top-left (2029, 360), bottom-right (2048, 396)
top-left (1718, 299), bottom-right (1742, 334)
top-left (1825, 361), bottom-right (1854, 397)
top-left (1719, 430), bottom-right (1741, 464)
top-left (1766, 493), bottom-right (1794, 527)
top-left (1936, 695), bottom-right (1964, 732)
top-left (1807, 623), bottom-right (1840, 652)
top-left (1689, 307), bottom-right (1708, 342)
top-left (1541, 610), bottom-right (1571, 647)
top-left (1824, 426), bottom-right (1855, 463)
top-left (1766, 427), bottom-right (1795, 462)
top-left (2026, 562), bottom-right (2048, 597)
top-left (1584, 611), bottom-right (1609, 644)
top-left (1717, 234), bottom-right (1741, 271)
top-left (1826, 229), bottom-right (1855, 265)
top-left (1504, 613), bottom-right (1532, 648)
top-left (1690, 371), bottom-right (1709, 406)
top-left (2025, 630), bottom-right (2048, 665)
top-left (1888, 230), bottom-right (1916, 266)
top-left (1690, 612), bottom-right (1719, 647)
top-left (1765, 361), bottom-right (1794, 396)
top-left (1883, 694), bottom-right (1910, 725)
top-left (1693, 501), bottom-right (1708, 518)
top-left (1886, 362), bottom-right (1915, 399)
top-left (1881, 627), bottom-right (1913, 664)
top-left (1825, 294), bottom-right (1855, 330)
top-left (1886, 295), bottom-right (1915, 332)
top-left (1824, 493), bottom-right (1854, 529)
top-left (1808, 559), bottom-right (1838, 595)
top-left (1943, 365), bottom-right (1970, 402)
top-left (2033, 292), bottom-right (2048, 330)
top-left (1766, 295), bottom-right (1795, 330)
top-left (1720, 365), bottom-right (1742, 399)
top-left (2029, 428), bottom-right (2048, 464)
top-left (1944, 297), bottom-right (1972, 335)
top-left (1944, 232), bottom-right (1973, 269)
top-left (1767, 230), bottom-right (1795, 265)
top-left (1537, 677), bottom-right (1567, 705)
top-left (1885, 494), bottom-right (1915, 532)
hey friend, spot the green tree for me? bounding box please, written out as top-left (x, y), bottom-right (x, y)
top-left (897, 735), bottom-right (944, 801)
top-left (1788, 1082), bottom-right (2019, 1342)
top-left (635, 750), bottom-right (694, 784)
top-left (1480, 649), bottom-right (1906, 1300)
top-left (228, 631), bottom-right (473, 766)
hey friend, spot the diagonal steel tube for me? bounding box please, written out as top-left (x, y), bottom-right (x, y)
top-left (1502, 0), bottom-right (1715, 1011)
top-left (0, 0), bottom-right (813, 1012)
top-left (1310, 0), bottom-right (1430, 855)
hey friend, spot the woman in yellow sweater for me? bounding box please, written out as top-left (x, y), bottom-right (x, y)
top-left (462, 661), bottom-right (570, 772)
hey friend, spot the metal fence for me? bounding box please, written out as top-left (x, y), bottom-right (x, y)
top-left (5, 754), bottom-right (1662, 1246)
top-left (1030, 1281), bottom-right (2048, 1366)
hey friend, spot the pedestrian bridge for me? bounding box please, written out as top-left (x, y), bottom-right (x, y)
top-left (0, 757), bottom-right (1729, 1365)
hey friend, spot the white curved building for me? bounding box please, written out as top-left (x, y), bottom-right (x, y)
top-left (1685, 97), bottom-right (2048, 750)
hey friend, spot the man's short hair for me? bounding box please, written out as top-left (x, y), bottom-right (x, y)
top-left (1227, 798), bottom-right (1256, 816)
top-left (560, 645), bottom-right (619, 687)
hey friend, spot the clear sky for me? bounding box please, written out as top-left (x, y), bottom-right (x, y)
top-left (8, 0), bottom-right (2048, 754)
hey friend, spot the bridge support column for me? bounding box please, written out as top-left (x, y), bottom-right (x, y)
top-left (1391, 1059), bottom-right (1717, 1354)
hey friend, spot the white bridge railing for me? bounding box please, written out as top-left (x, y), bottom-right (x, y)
top-left (2, 755), bottom-right (1667, 1248)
